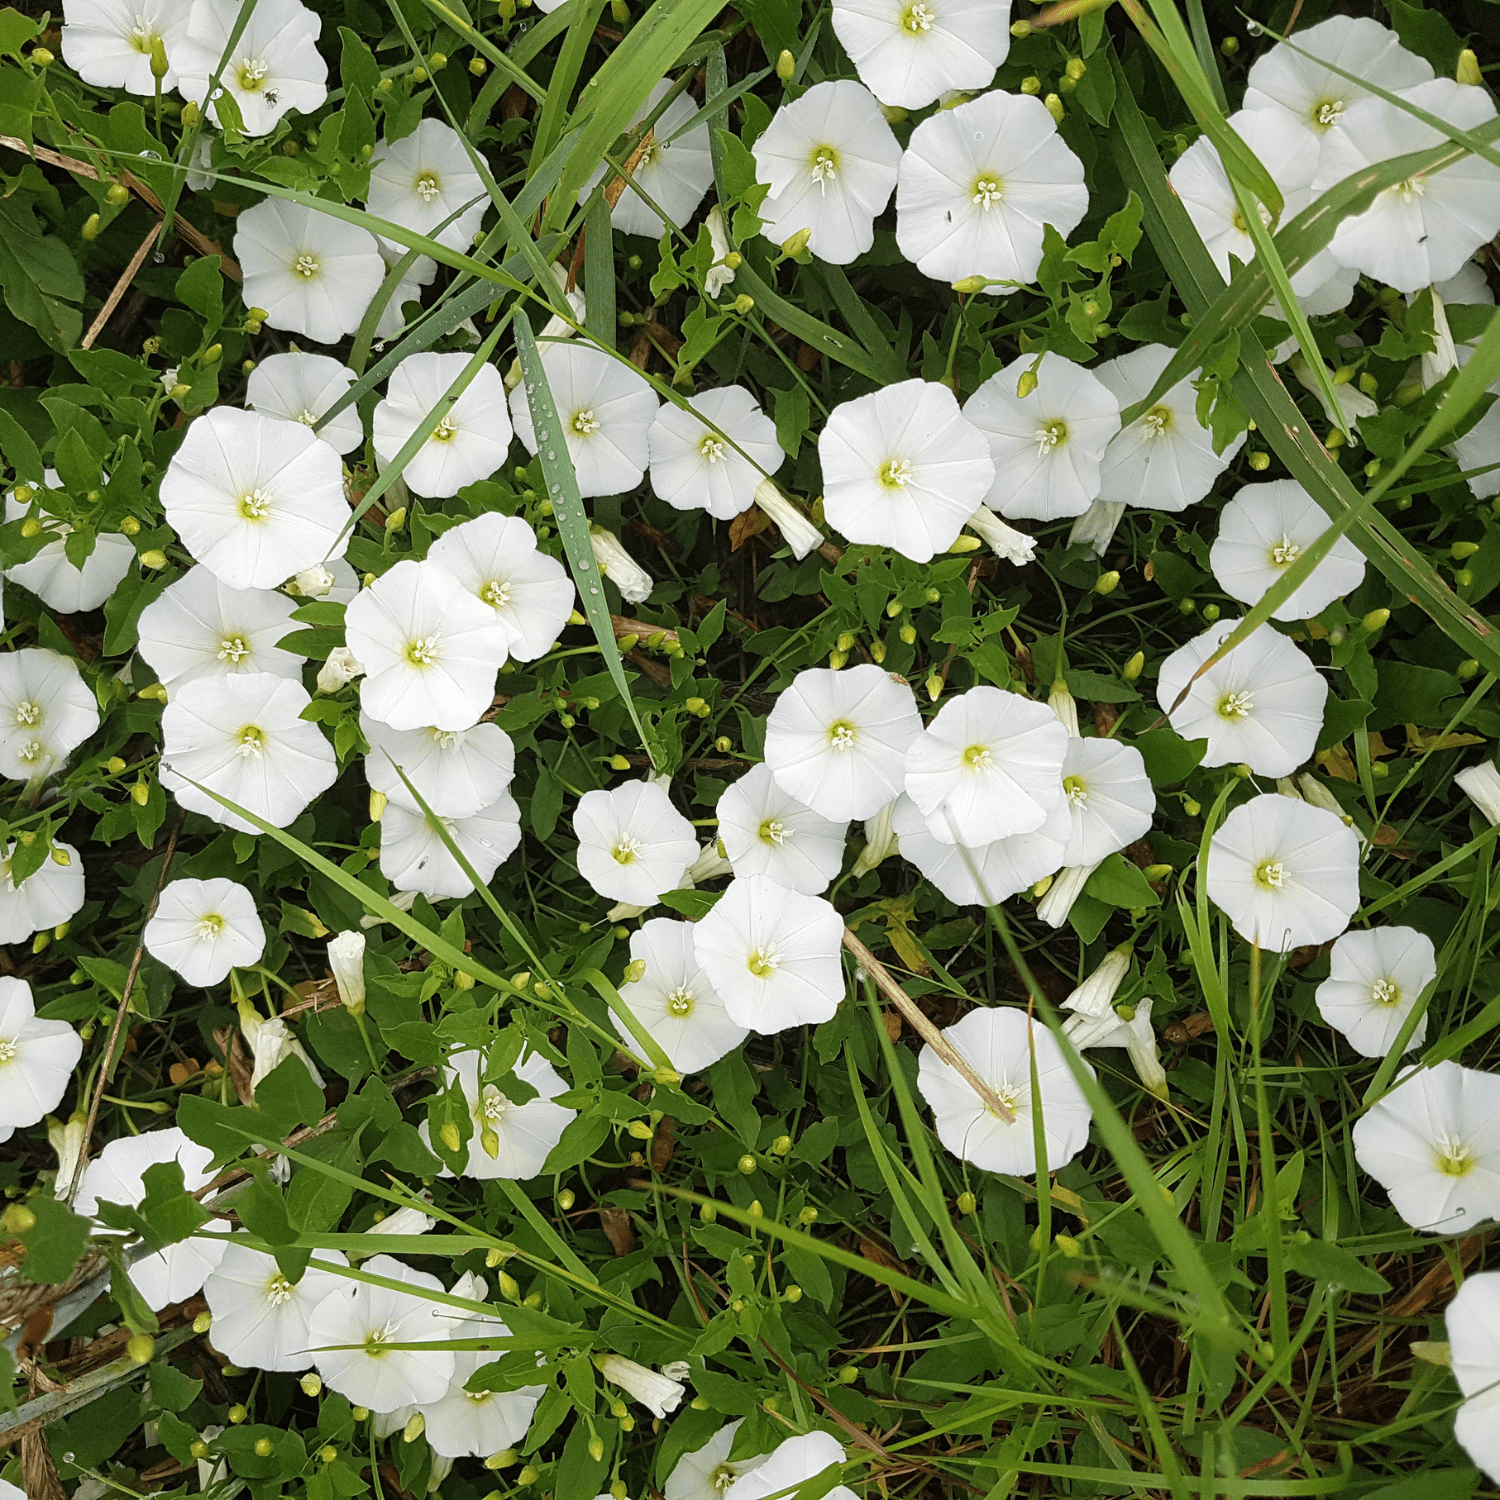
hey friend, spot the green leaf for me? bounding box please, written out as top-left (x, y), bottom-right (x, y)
top-left (175, 255), bottom-right (225, 326)
top-left (254, 1054), bottom-right (328, 1137)
top-left (16, 1195), bottom-right (92, 1284)
top-left (1082, 854), bottom-right (1161, 910)
top-left (0, 199), bottom-right (83, 351)
top-left (659, 887), bottom-right (722, 920)
top-left (1359, 1470), bottom-right (1479, 1500)
top-left (1283, 1236), bottom-right (1391, 1295)
top-left (1133, 727), bottom-right (1206, 787)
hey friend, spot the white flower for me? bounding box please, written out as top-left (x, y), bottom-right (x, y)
top-left (894, 793), bottom-right (1069, 907)
top-left (203, 1239), bottom-right (350, 1372)
top-left (666, 1420), bottom-right (767, 1500)
top-left (1446, 1271), bottom-right (1500, 1484)
top-left (574, 781), bottom-right (698, 906)
top-left (618, 918), bottom-right (748, 1073)
top-left (905, 685), bottom-right (1068, 845)
top-left (1315, 925), bottom-right (1435, 1058)
top-left (0, 842), bottom-right (85, 944)
top-left (367, 119), bottom-right (487, 255)
top-left (235, 199), bottom-right (384, 344)
top-left (583, 80), bottom-right (713, 238)
top-left (427, 514), bottom-right (575, 662)
top-left (289, 563), bottom-right (337, 600)
top-left (752, 80), bottom-right (902, 264)
top-left (596, 1353), bottom-right (686, 1419)
top-left (161, 671), bottom-right (338, 833)
top-left (505, 263), bottom-right (588, 388)
top-left (178, 0), bottom-right (327, 133)
top-left (0, 647), bottom-right (99, 781)
top-left (1093, 345), bottom-right (1245, 510)
top-left (379, 793), bottom-right (522, 901)
top-left (704, 207), bottom-right (737, 298)
top-left (1353, 1061), bottom-right (1500, 1233)
top-left (510, 344), bottom-right (659, 499)
top-left (138, 565), bottom-right (304, 688)
top-left (49, 1111), bottom-right (87, 1199)
top-left (963, 354), bottom-right (1121, 522)
top-left (896, 91), bottom-right (1088, 291)
top-left (820, 379), bottom-right (994, 562)
top-left (247, 353), bottom-right (364, 455)
top-left (1288, 351), bottom-right (1380, 434)
top-left (327, 930), bottom-right (366, 1015)
top-left (144, 877), bottom-right (265, 987)
top-left (764, 664), bottom-right (921, 822)
top-left (852, 797), bottom-right (899, 877)
top-left (4, 489), bottom-right (135, 614)
top-left (716, 762), bottom-right (847, 895)
top-left (1063, 996), bottom-right (1167, 1098)
top-left (428, 1049), bottom-right (575, 1181)
top-left (1156, 619), bottom-right (1327, 778)
top-left (693, 873), bottom-right (844, 1034)
top-left (1314, 79), bottom-right (1500, 293)
top-left (307, 1253), bottom-right (456, 1411)
top-left (831, 0), bottom-right (1009, 110)
top-left (364, 715), bottom-right (516, 820)
top-left (590, 527), bottom-right (654, 605)
top-left (316, 646), bottom-right (363, 693)
top-left (1035, 861), bottom-right (1099, 929)
top-left (650, 387), bottom-right (782, 521)
top-left (160, 407), bottom-right (350, 590)
top-left (917, 1006), bottom-right (1093, 1177)
top-left (372, 353), bottom-right (513, 500)
top-left (1458, 762), bottom-right (1500, 825)
top-left (1059, 738), bottom-right (1155, 866)
top-left (1058, 942), bottom-right (1130, 1023)
top-left (1206, 793), bottom-right (1360, 951)
top-left (368, 1203), bottom-right (435, 1238)
top-left (0, 978), bottom-right (82, 1140)
top-left (966, 506), bottom-right (1036, 564)
top-left (375, 247), bottom-right (439, 341)
top-left (752, 480), bottom-right (826, 560)
top-left (346, 558), bottom-right (509, 732)
top-left (684, 840), bottom-right (734, 886)
top-left (61, 0), bottom-right (190, 93)
top-left (1450, 351), bottom-right (1500, 501)
top-left (237, 998), bottom-right (325, 1099)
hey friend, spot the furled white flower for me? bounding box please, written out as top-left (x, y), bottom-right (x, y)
top-left (820, 380), bottom-right (994, 562)
top-left (751, 80), bottom-right (902, 264)
top-left (346, 558), bottom-right (509, 732)
top-left (367, 118), bottom-right (487, 254)
top-left (0, 978), bottom-right (81, 1141)
top-left (0, 648), bottom-right (99, 782)
top-left (1457, 762), bottom-right (1500, 826)
top-left (684, 839), bottom-right (734, 886)
top-left (583, 80), bottom-right (713, 238)
top-left (693, 874), bottom-right (844, 1034)
top-left (1035, 861), bottom-right (1099, 929)
top-left (666, 1420), bottom-right (767, 1500)
top-left (765, 664), bottom-right (921, 822)
top-left (61, 0), bottom-right (190, 93)
top-left (704, 207), bottom-right (737, 298)
top-left (145, 878), bottom-right (265, 987)
top-left (716, 762), bottom-right (847, 895)
top-left (1316, 926), bottom-right (1436, 1058)
top-left (1093, 345), bottom-right (1245, 510)
top-left (963, 355), bottom-right (1121, 522)
top-left (1446, 1271), bottom-right (1500, 1484)
top-left (1315, 80), bottom-right (1500, 293)
top-left (327, 930), bottom-right (366, 1015)
top-left (235, 200), bottom-right (384, 344)
top-left (1288, 351), bottom-right (1380, 434)
top-left (432, 1049), bottom-right (575, 1181)
top-left (160, 407), bottom-right (350, 589)
top-left (308, 1253), bottom-right (456, 1411)
top-left (316, 646), bottom-right (363, 694)
top-left (895, 794), bottom-right (1069, 907)
top-left (373, 353), bottom-right (513, 500)
top-left (247, 353), bottom-right (364, 455)
top-left (204, 1240), bottom-right (351, 1372)
top-left (590, 527), bottom-right (654, 605)
top-left (852, 798), bottom-right (899, 877)
top-left (918, 1006), bottom-right (1093, 1176)
top-left (618, 918), bottom-right (748, 1074)
top-left (896, 91), bottom-right (1087, 290)
top-left (752, 480), bottom-right (826, 560)
top-left (1059, 738), bottom-right (1155, 866)
top-left (161, 672), bottom-right (338, 833)
top-left (237, 998), bottom-right (325, 1098)
top-left (378, 793), bottom-right (522, 901)
top-left (367, 1202), bottom-right (435, 1239)
top-left (1157, 619), bottom-right (1327, 777)
top-left (4, 489), bottom-right (135, 614)
top-left (966, 506), bottom-right (1037, 564)
top-left (1063, 995), bottom-right (1168, 1099)
top-left (1066, 498), bottom-right (1126, 558)
top-left (650, 387), bottom-right (782, 521)
top-left (49, 1111), bottom-right (87, 1199)
top-left (177, 0), bottom-right (327, 134)
top-left (831, 0), bottom-right (1010, 110)
top-left (138, 566), bottom-right (304, 688)
top-left (905, 685), bottom-right (1068, 845)
top-left (1353, 1061), bottom-right (1500, 1233)
top-left (1450, 352), bottom-right (1500, 501)
top-left (510, 344), bottom-right (660, 499)
top-left (363, 714), bottom-right (516, 820)
top-left (1206, 793), bottom-right (1360, 951)
top-left (427, 514), bottom-right (575, 662)
top-left (375, 247), bottom-right (439, 341)
top-left (575, 781), bottom-right (697, 906)
top-left (0, 842), bottom-right (85, 945)
top-left (1057, 942), bottom-right (1131, 1024)
top-left (596, 1354), bottom-right (686, 1419)
top-left (288, 560), bottom-right (347, 601)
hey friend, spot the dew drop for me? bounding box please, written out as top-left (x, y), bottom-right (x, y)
top-left (546, 450), bottom-right (556, 460)
top-left (589, 586), bottom-right (599, 595)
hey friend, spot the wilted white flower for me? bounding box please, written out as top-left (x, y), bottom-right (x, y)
top-left (752, 480), bottom-right (826, 561)
top-left (247, 353), bottom-right (364, 455)
top-left (177, 0), bottom-right (327, 134)
top-left (316, 646), bottom-right (363, 693)
top-left (1059, 738), bottom-right (1155, 866)
top-left (1288, 351), bottom-right (1379, 434)
top-left (596, 1353), bottom-right (686, 1419)
top-left (590, 527), bottom-right (654, 605)
top-left (1063, 996), bottom-right (1167, 1099)
top-left (617, 918), bottom-right (748, 1074)
top-left (716, 762), bottom-right (847, 895)
top-left (1066, 499), bottom-right (1126, 558)
top-left (367, 118), bottom-right (487, 254)
top-left (1035, 861), bottom-right (1099, 929)
top-left (204, 1240), bottom-right (351, 1373)
top-left (430, 1049), bottom-right (575, 1182)
top-left (363, 714), bottom-right (515, 820)
top-left (0, 978), bottom-right (82, 1142)
top-left (378, 793), bottom-right (522, 901)
top-left (704, 207), bottom-right (737, 298)
top-left (583, 80), bottom-right (714, 238)
top-left (1446, 1271), bottom-right (1500, 1484)
top-left (966, 506), bottom-right (1036, 564)
top-left (373, 353), bottom-right (513, 500)
top-left (61, 0), bottom-right (190, 93)
top-left (0, 647), bottom-right (100, 782)
top-left (4, 488), bottom-right (135, 614)
top-left (144, 877), bottom-right (265, 987)
top-left (49, 1111), bottom-right (87, 1199)
top-left (852, 798), bottom-right (899, 877)
top-left (574, 781), bottom-right (697, 907)
top-left (0, 842), bottom-right (85, 945)
top-left (831, 0), bottom-right (1010, 110)
top-left (894, 794), bottom-right (1069, 908)
top-left (665, 1420), bottom-right (767, 1500)
top-left (649, 387), bottom-right (783, 521)
top-left (238, 1000), bottom-right (325, 1097)
top-left (1315, 925), bottom-right (1436, 1058)
top-left (326, 930), bottom-right (366, 1016)
top-left (138, 565), bottom-right (304, 688)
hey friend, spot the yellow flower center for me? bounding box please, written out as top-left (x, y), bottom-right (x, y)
top-left (1254, 858), bottom-right (1286, 890)
top-left (414, 171), bottom-right (442, 202)
top-left (1063, 774), bottom-right (1088, 807)
top-left (1035, 419), bottom-right (1067, 453)
top-left (481, 579), bottom-right (511, 608)
top-left (758, 817), bottom-right (791, 846)
top-left (962, 744), bottom-right (994, 772)
top-left (699, 435), bottom-right (727, 464)
top-left (972, 176), bottom-right (1004, 212)
top-left (239, 488), bottom-right (272, 521)
top-left (1436, 1135), bottom-right (1473, 1177)
top-left (747, 947), bottom-right (780, 978)
top-left (1217, 689), bottom-right (1254, 720)
top-left (666, 988), bottom-right (695, 1018)
top-left (431, 414), bottom-right (459, 443)
top-left (1312, 98), bottom-right (1345, 129)
top-left (827, 720), bottom-right (857, 750)
top-left (217, 635), bottom-right (251, 664)
top-left (236, 57), bottom-right (269, 91)
top-left (0, 1038), bottom-right (17, 1064)
top-left (293, 252), bottom-right (320, 279)
top-left (1270, 536), bottom-right (1301, 567)
top-left (236, 725), bottom-right (267, 759)
top-left (14, 700), bottom-right (41, 727)
top-left (612, 834), bottom-right (644, 865)
top-left (1371, 978), bottom-right (1401, 1006)
top-left (901, 1), bottom-right (935, 32)
top-left (809, 146), bottom-right (840, 188)
top-left (572, 408), bottom-right (600, 436)
top-left (405, 634), bottom-right (440, 667)
top-left (265, 1273), bottom-right (295, 1306)
top-left (196, 913), bottom-right (225, 940)
top-left (879, 457), bottom-right (914, 488)
top-left (1141, 405), bottom-right (1174, 438)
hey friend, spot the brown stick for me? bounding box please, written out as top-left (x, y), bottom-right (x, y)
top-left (81, 222), bottom-right (159, 349)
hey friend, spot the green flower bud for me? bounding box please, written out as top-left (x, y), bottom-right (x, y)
top-left (737, 1154), bottom-right (757, 1174)
top-left (780, 227), bottom-right (811, 258)
top-left (81, 213), bottom-right (101, 241)
top-left (106, 181), bottom-right (131, 206)
top-left (776, 48), bottom-right (795, 79)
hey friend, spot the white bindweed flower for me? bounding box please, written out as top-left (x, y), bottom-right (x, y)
top-left (704, 207), bottom-right (737, 298)
top-left (144, 877), bottom-right (265, 987)
top-left (1458, 762), bottom-right (1500, 825)
top-left (852, 797), bottom-right (899, 877)
top-left (716, 762), bottom-right (848, 896)
top-left (590, 527), bottom-right (654, 605)
top-left (49, 1112), bottom-right (87, 1199)
top-left (596, 1354), bottom-right (686, 1419)
top-left (1446, 1271), bottom-right (1500, 1484)
top-left (0, 978), bottom-right (82, 1142)
top-left (1062, 996), bottom-right (1167, 1099)
top-left (1205, 793), bottom-right (1360, 952)
top-left (0, 647), bottom-right (100, 782)
top-left (327, 930), bottom-right (366, 1015)
top-left (575, 781), bottom-right (697, 907)
top-left (427, 514), bottom-right (575, 662)
top-left (367, 118), bottom-right (487, 255)
top-left (137, 565), bottom-right (304, 688)
top-left (1057, 942), bottom-right (1131, 1026)
top-left (239, 1000), bottom-right (325, 1098)
top-left (896, 91), bottom-right (1088, 291)
top-left (583, 80), bottom-right (714, 238)
top-left (61, 0), bottom-right (190, 93)
top-left (1035, 861), bottom-right (1099, 930)
top-left (894, 793), bottom-right (1069, 907)
top-left (363, 714), bottom-right (516, 820)
top-left (5, 487), bottom-right (136, 614)
top-left (917, 1006), bottom-right (1093, 1177)
top-left (666, 1420), bottom-right (767, 1500)
top-left (1315, 925), bottom-right (1436, 1058)
top-left (431, 1049), bottom-right (575, 1182)
top-left (966, 506), bottom-right (1036, 565)
top-left (1288, 351), bottom-right (1379, 434)
top-left (247, 353), bottom-right (364, 455)
top-left (0, 842), bottom-right (85, 945)
top-left (751, 80), bottom-right (902, 264)
top-left (372, 353), bottom-right (513, 499)
top-left (831, 0), bottom-right (1010, 110)
top-left (693, 874), bottom-right (845, 1034)
top-left (649, 387), bottom-right (782, 521)
top-left (618, 918), bottom-right (748, 1074)
top-left (1209, 480), bottom-right (1366, 621)
top-left (160, 407), bottom-right (350, 589)
top-left (1059, 738), bottom-right (1155, 866)
top-left (1066, 498), bottom-right (1126, 557)
top-left (963, 354), bottom-right (1121, 522)
top-left (203, 1240), bottom-right (351, 1372)
top-left (765, 664), bottom-right (921, 822)
top-left (378, 793), bottom-right (522, 901)
top-left (316, 646), bottom-right (363, 694)
top-left (752, 480), bottom-right (826, 561)
top-left (820, 379), bottom-right (994, 561)
top-left (1156, 619), bottom-right (1327, 778)
top-left (235, 199), bottom-right (384, 344)
top-left (178, 0), bottom-right (327, 134)
top-left (161, 671), bottom-right (338, 833)
top-left (510, 343), bottom-right (659, 499)
top-left (1353, 1061), bottom-right (1500, 1233)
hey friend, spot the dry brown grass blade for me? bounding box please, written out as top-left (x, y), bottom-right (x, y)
top-left (81, 221), bottom-right (158, 349)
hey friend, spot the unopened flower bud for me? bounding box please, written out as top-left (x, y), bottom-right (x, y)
top-left (1054, 1233), bottom-right (1081, 1257)
top-left (1458, 658), bottom-right (1480, 680)
top-left (255, 1437), bottom-right (274, 1457)
top-left (127, 1333), bottom-right (156, 1363)
top-left (1247, 451), bottom-right (1269, 470)
top-left (899, 623), bottom-right (916, 644)
top-left (1065, 57), bottom-right (1085, 80)
top-left (1010, 17), bottom-right (1031, 34)
top-left (1044, 93), bottom-right (1065, 123)
top-left (951, 274), bottom-right (989, 294)
top-left (771, 1134), bottom-right (791, 1155)
top-left (82, 212), bottom-right (101, 241)
top-left (1362, 608), bottom-right (1390, 633)
top-left (926, 673), bottom-right (944, 702)
top-left (368, 789), bottom-right (387, 823)
top-left (30, 45), bottom-right (52, 64)
top-left (1123, 650), bottom-right (1144, 682)
top-left (733, 293), bottom-right (755, 315)
top-left (440, 1122), bottom-right (462, 1153)
top-left (1094, 570), bottom-right (1120, 595)
top-left (301, 1373), bottom-right (322, 1397)
top-left (1452, 541), bottom-right (1480, 560)
top-left (1016, 368), bottom-right (1038, 399)
top-left (776, 48), bottom-right (795, 79)
top-left (1457, 48), bottom-right (1482, 86)
top-left (131, 781), bottom-right (152, 805)
top-left (737, 1154), bottom-right (757, 1174)
top-left (780, 227), bottom-right (811, 258)
top-left (106, 181), bottom-right (131, 206)
top-left (947, 534), bottom-right (981, 554)
top-left (140, 549), bottom-right (168, 569)
top-left (470, 56), bottom-right (486, 74)
top-left (320, 1446), bottom-right (337, 1463)
top-left (1020, 74), bottom-right (1041, 94)
top-left (384, 506), bottom-right (406, 533)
